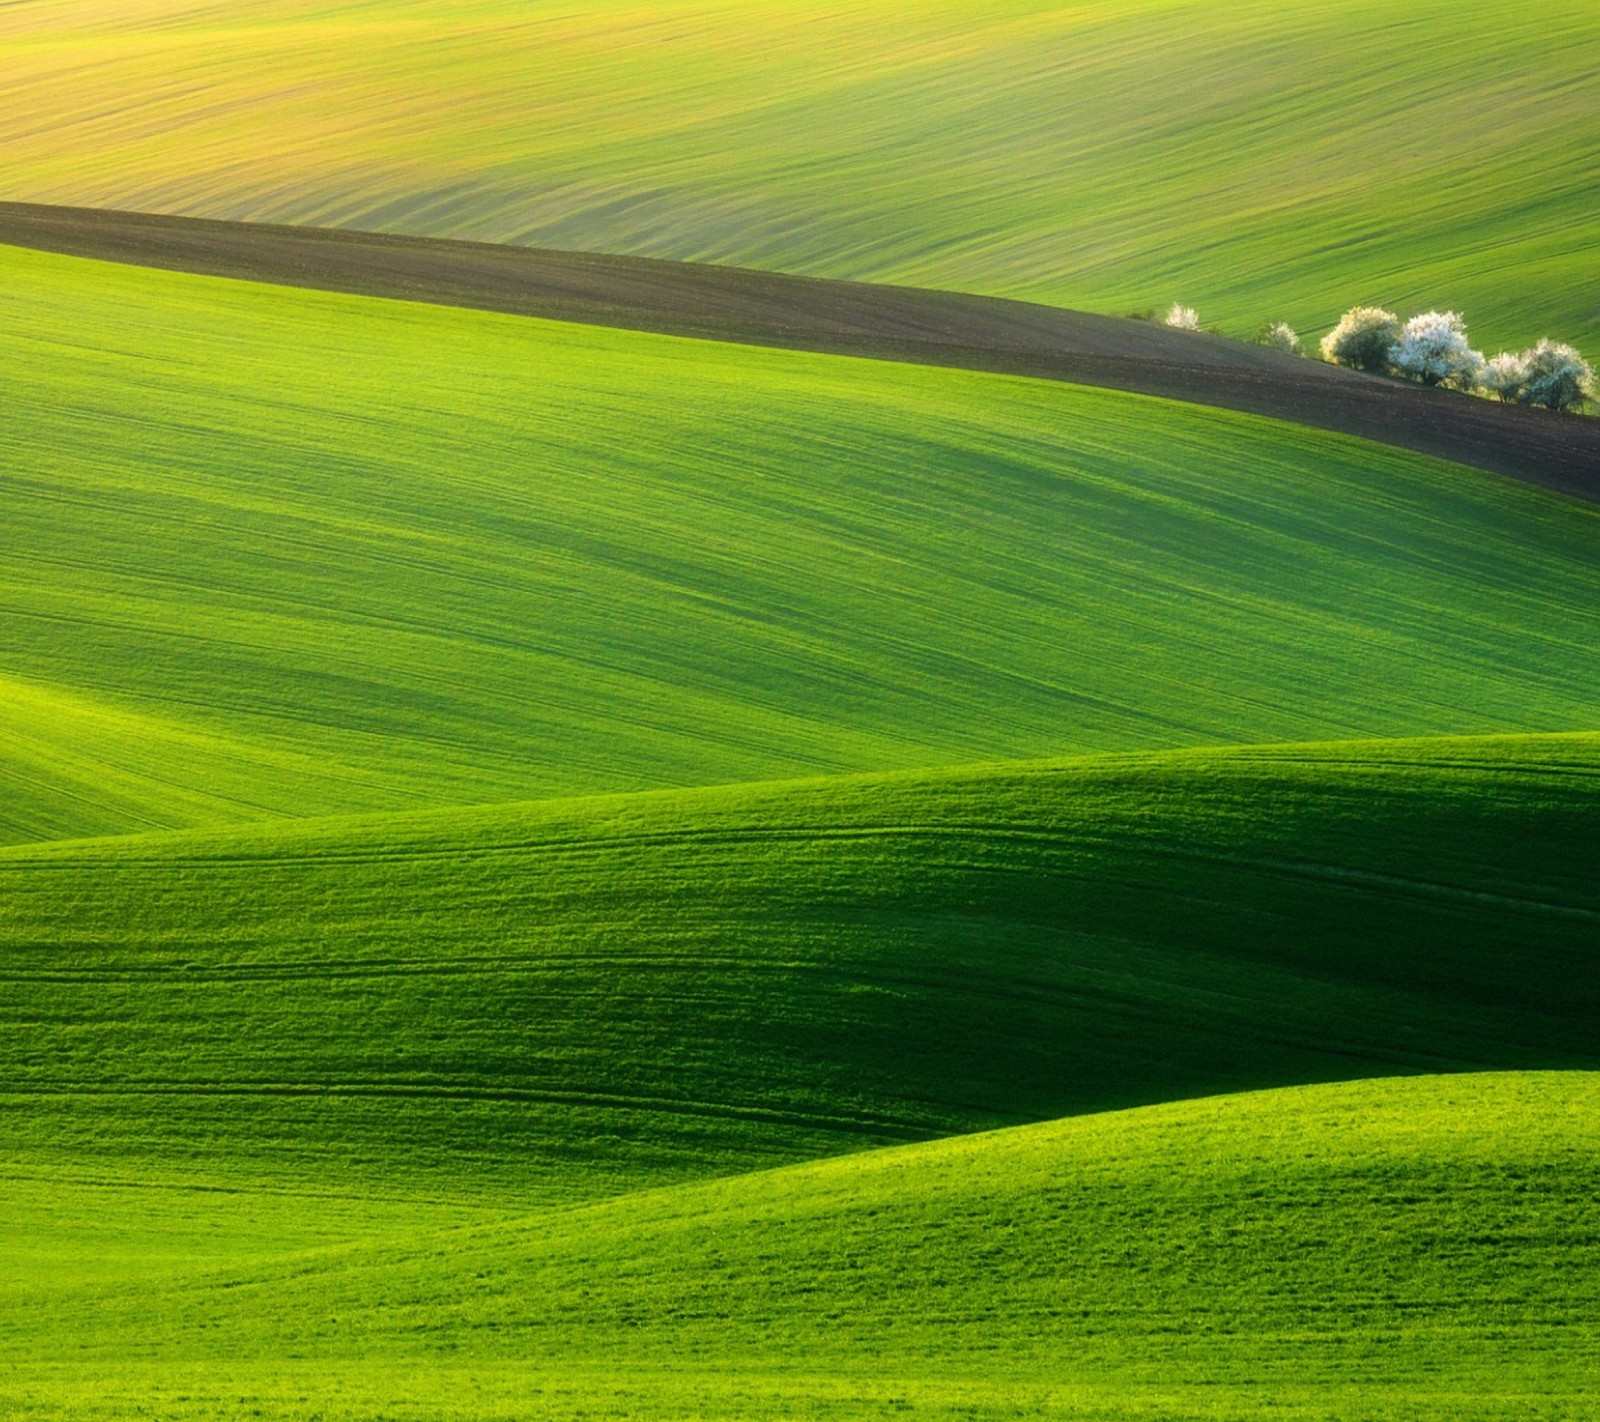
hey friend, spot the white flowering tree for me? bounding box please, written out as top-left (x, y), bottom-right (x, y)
top-left (1255, 321), bottom-right (1301, 354)
top-left (1165, 303), bottom-right (1200, 331)
top-left (1483, 351), bottom-right (1531, 403)
top-left (1520, 339), bottom-right (1594, 411)
top-left (1388, 311), bottom-right (1485, 390)
top-left (1320, 306), bottom-right (1401, 372)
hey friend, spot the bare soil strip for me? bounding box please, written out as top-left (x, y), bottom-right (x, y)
top-left (4, 201), bottom-right (1596, 498)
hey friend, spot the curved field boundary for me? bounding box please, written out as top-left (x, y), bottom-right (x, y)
top-left (4, 733), bottom-right (1597, 1205)
top-left (4, 200), bottom-right (1597, 500)
top-left (7, 1074), bottom-right (1598, 1419)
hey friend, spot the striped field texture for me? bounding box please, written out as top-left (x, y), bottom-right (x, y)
top-left (2, 0), bottom-right (1597, 350)
top-left (5, 1073), bottom-right (1597, 1420)
top-left (5, 244), bottom-right (1600, 843)
top-left (5, 163), bottom-right (1600, 1415)
top-left (4, 735), bottom-right (1596, 1204)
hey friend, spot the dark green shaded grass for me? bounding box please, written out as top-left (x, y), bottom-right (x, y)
top-left (5, 244), bottom-right (1600, 843)
top-left (4, 734), bottom-right (1595, 1206)
top-left (5, 1073), bottom-right (1596, 1419)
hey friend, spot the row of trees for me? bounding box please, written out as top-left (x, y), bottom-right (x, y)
top-left (1320, 308), bottom-right (1593, 411)
top-left (1163, 302), bottom-right (1595, 412)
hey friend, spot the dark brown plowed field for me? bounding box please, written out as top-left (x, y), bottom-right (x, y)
top-left (4, 201), bottom-right (1597, 499)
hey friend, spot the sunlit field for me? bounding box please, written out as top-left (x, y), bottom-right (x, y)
top-left (3, 0), bottom-right (1597, 349)
top-left (3, 4), bottom-right (1597, 1415)
top-left (6, 244), bottom-right (1599, 843)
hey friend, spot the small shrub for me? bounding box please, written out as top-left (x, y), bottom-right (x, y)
top-left (1388, 311), bottom-right (1484, 390)
top-left (1520, 339), bottom-right (1594, 411)
top-left (1165, 303), bottom-right (1200, 331)
top-left (1254, 321), bottom-right (1302, 355)
top-left (1320, 306), bottom-right (1401, 373)
top-left (1123, 307), bottom-right (1158, 322)
top-left (1483, 351), bottom-right (1531, 404)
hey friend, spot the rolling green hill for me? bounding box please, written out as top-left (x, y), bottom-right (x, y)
top-left (5, 735), bottom-right (1596, 1206)
top-left (4, 0), bottom-right (1597, 350)
top-left (6, 243), bottom-right (1600, 844)
top-left (6, 61), bottom-right (1600, 1410)
top-left (5, 1073), bottom-right (1597, 1420)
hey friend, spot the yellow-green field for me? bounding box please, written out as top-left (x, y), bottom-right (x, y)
top-left (4, 0), bottom-right (1597, 350)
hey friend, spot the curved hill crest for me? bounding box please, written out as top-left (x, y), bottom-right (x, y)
top-left (4, 735), bottom-right (1596, 1204)
top-left (3, 202), bottom-right (1597, 499)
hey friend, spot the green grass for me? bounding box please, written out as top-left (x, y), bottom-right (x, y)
top-left (4, 0), bottom-right (1598, 350)
top-left (5, 201), bottom-right (1599, 1415)
top-left (6, 243), bottom-right (1600, 844)
top-left (5, 734), bottom-right (1596, 1206)
top-left (4, 1073), bottom-right (1597, 1419)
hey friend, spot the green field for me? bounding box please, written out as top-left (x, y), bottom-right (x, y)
top-left (4, 218), bottom-right (1599, 1415)
top-left (5, 734), bottom-right (1598, 1207)
top-left (6, 243), bottom-right (1600, 844)
top-left (6, 1073), bottom-right (1597, 1420)
top-left (3, 0), bottom-right (1597, 351)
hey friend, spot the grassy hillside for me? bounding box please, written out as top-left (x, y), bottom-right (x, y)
top-left (5, 1073), bottom-right (1597, 1420)
top-left (6, 243), bottom-right (1600, 842)
top-left (5, 734), bottom-right (1596, 1205)
top-left (8, 10), bottom-right (1597, 1417)
top-left (4, 1), bottom-right (1597, 350)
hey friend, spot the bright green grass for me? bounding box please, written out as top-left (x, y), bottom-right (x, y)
top-left (6, 243), bottom-right (1600, 843)
top-left (5, 734), bottom-right (1596, 1206)
top-left (6, 16), bottom-right (1597, 1410)
top-left (4, 1073), bottom-right (1596, 1419)
top-left (4, 1), bottom-right (1598, 350)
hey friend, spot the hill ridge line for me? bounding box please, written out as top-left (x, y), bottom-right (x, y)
top-left (30, 1070), bottom-right (1596, 1284)
top-left (3, 730), bottom-right (1594, 860)
top-left (4, 200), bottom-right (1597, 500)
